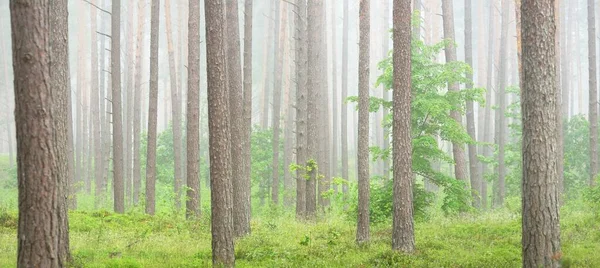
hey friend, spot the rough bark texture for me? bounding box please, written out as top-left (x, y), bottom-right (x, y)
top-left (12, 1), bottom-right (61, 266)
top-left (305, 0), bottom-right (322, 220)
top-left (341, 0), bottom-right (349, 200)
top-left (521, 1), bottom-right (562, 266)
top-left (356, 0), bottom-right (370, 245)
top-left (112, 0), bottom-right (125, 214)
top-left (132, 0), bottom-right (145, 206)
top-left (164, 0), bottom-right (184, 209)
top-left (441, 0), bottom-right (468, 184)
top-left (464, 0), bottom-right (480, 208)
top-left (271, 0), bottom-right (282, 205)
top-left (391, 0), bottom-right (415, 253)
top-left (206, 0), bottom-right (235, 265)
top-left (554, 0), bottom-right (564, 201)
top-left (186, 0), bottom-right (201, 220)
top-left (225, 0), bottom-right (249, 236)
top-left (241, 0), bottom-right (253, 233)
top-left (295, 0), bottom-right (308, 219)
top-left (146, 0), bottom-right (160, 215)
top-left (588, 0), bottom-right (598, 185)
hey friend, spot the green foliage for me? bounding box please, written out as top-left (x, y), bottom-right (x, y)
top-left (564, 115), bottom-right (591, 199)
top-left (250, 127), bottom-right (284, 203)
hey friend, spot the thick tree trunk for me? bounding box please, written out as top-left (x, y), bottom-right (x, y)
top-left (146, 0), bottom-right (160, 215)
top-left (225, 0), bottom-right (249, 236)
top-left (391, 0), bottom-right (415, 253)
top-left (205, 0), bottom-right (236, 265)
top-left (442, 0), bottom-right (468, 185)
top-left (186, 0), bottom-right (201, 220)
top-left (271, 0), bottom-right (282, 205)
top-left (356, 0), bottom-right (370, 245)
top-left (132, 0), bottom-right (145, 206)
top-left (520, 2), bottom-right (562, 266)
top-left (588, 0), bottom-right (598, 186)
top-left (241, 0), bottom-right (253, 232)
top-left (295, 0), bottom-right (308, 219)
top-left (464, 0), bottom-right (480, 208)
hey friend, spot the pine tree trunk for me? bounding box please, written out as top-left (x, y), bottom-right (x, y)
top-left (331, 0), bottom-right (339, 191)
top-left (186, 0), bottom-right (201, 220)
top-left (442, 0), bottom-right (468, 185)
top-left (132, 0), bottom-right (145, 206)
top-left (205, 0), bottom-right (236, 265)
top-left (356, 0), bottom-right (371, 245)
top-left (261, 1), bottom-right (275, 129)
top-left (146, 0), bottom-right (160, 215)
top-left (318, 2), bottom-right (331, 208)
top-left (241, 0), bottom-right (254, 233)
top-left (381, 0), bottom-right (391, 179)
top-left (391, 0), bottom-right (415, 253)
top-left (520, 1), bottom-right (562, 266)
top-left (588, 0), bottom-right (598, 186)
top-left (295, 0), bottom-right (308, 219)
top-left (341, 0), bottom-right (349, 201)
top-left (124, 1), bottom-right (136, 207)
top-left (494, 0), bottom-right (509, 207)
top-left (112, 0), bottom-right (125, 214)
top-left (271, 0), bottom-right (282, 205)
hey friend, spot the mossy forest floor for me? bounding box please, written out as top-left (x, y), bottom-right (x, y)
top-left (0, 205), bottom-right (599, 267)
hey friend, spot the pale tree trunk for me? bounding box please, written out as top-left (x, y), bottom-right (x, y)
top-left (305, 0), bottom-right (323, 220)
top-left (112, 0), bottom-right (125, 214)
top-left (520, 1), bottom-right (562, 266)
top-left (146, 0), bottom-right (160, 215)
top-left (283, 6), bottom-right (295, 208)
top-left (588, 0), bottom-right (598, 186)
top-left (49, 0), bottom-right (72, 263)
top-left (271, 0), bottom-right (282, 205)
top-left (186, 0), bottom-right (201, 219)
top-left (165, 0), bottom-right (184, 209)
top-left (132, 0), bottom-right (145, 206)
top-left (554, 0), bottom-right (564, 202)
top-left (225, 0), bottom-right (248, 236)
top-left (341, 0), bottom-right (349, 200)
top-left (561, 0), bottom-right (569, 120)
top-left (205, 0), bottom-right (235, 265)
top-left (318, 2), bottom-right (330, 208)
top-left (494, 0), bottom-right (509, 207)
top-left (482, 0), bottom-right (496, 210)
top-left (240, 0), bottom-right (253, 234)
top-left (0, 30), bottom-right (14, 169)
top-left (261, 1), bottom-right (275, 129)
top-left (75, 15), bottom-right (86, 208)
top-left (101, 0), bottom-right (111, 203)
top-left (356, 0), bottom-right (371, 245)
top-left (464, 0), bottom-right (480, 208)
top-left (442, 0), bottom-right (468, 185)
top-left (124, 0), bottom-right (136, 207)
top-left (12, 2), bottom-right (64, 265)
top-left (331, 0), bottom-right (339, 191)
top-left (392, 0), bottom-right (415, 253)
top-left (295, 0), bottom-right (308, 219)
top-left (476, 0), bottom-right (486, 208)
top-left (381, 0), bottom-right (390, 179)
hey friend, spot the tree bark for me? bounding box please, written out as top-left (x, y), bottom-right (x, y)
top-left (187, 0), bottom-right (201, 220)
top-left (146, 0), bottom-right (160, 215)
top-left (520, 1), bottom-right (562, 266)
top-left (588, 0), bottom-right (598, 186)
top-left (381, 0), bottom-right (391, 179)
top-left (295, 0), bottom-right (308, 219)
top-left (441, 0), bottom-right (468, 185)
top-left (241, 0), bottom-right (253, 232)
top-left (271, 0), bottom-right (282, 205)
top-left (124, 0), bottom-right (136, 207)
top-left (391, 0), bottom-right (415, 253)
top-left (112, 0), bottom-right (125, 214)
top-left (132, 0), bottom-right (145, 206)
top-left (261, 2), bottom-right (275, 129)
top-left (494, 0), bottom-right (509, 207)
top-left (330, 0), bottom-right (339, 193)
top-left (205, 0), bottom-right (235, 265)
top-left (318, 2), bottom-right (331, 208)
top-left (356, 0), bottom-right (370, 245)
top-left (341, 0), bottom-right (349, 201)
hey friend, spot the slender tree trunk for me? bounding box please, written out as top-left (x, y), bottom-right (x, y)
top-left (305, 0), bottom-right (323, 220)
top-left (146, 0), bottom-right (160, 215)
top-left (101, 0), bottom-right (111, 203)
top-left (124, 0), bottom-right (136, 207)
top-left (494, 0), bottom-right (509, 207)
top-left (520, 2), bottom-right (562, 266)
top-left (295, 0), bottom-right (308, 219)
top-left (331, 0), bottom-right (339, 191)
top-left (391, 0), bottom-right (415, 253)
top-left (381, 0), bottom-right (391, 179)
top-left (187, 0), bottom-right (201, 220)
top-left (341, 0), bottom-right (349, 200)
top-left (240, 0), bottom-right (253, 233)
top-left (482, 0), bottom-right (496, 210)
top-left (205, 0), bottom-right (236, 265)
top-left (271, 0), bottom-right (282, 205)
top-left (318, 2), bottom-right (331, 208)
top-left (356, 0), bottom-right (370, 245)
top-left (132, 0), bottom-right (145, 206)
top-left (442, 0), bottom-right (468, 185)
top-left (464, 0), bottom-right (480, 208)
top-left (588, 0), bottom-right (598, 186)
top-left (261, 2), bottom-right (275, 129)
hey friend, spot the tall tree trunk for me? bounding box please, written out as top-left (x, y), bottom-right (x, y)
top-left (331, 0), bottom-right (339, 191)
top-left (271, 0), bottom-right (282, 205)
top-left (75, 17), bottom-right (86, 208)
top-left (464, 0), bottom-right (480, 208)
top-left (356, 0), bottom-right (371, 245)
top-left (164, 0), bottom-right (184, 209)
top-left (261, 2), bottom-right (275, 129)
top-left (381, 0), bottom-right (391, 179)
top-left (341, 0), bottom-right (349, 200)
top-left (520, 1), bottom-right (562, 266)
top-left (318, 2), bottom-right (331, 208)
top-left (240, 0), bottom-right (253, 233)
top-left (225, 0), bottom-right (248, 235)
top-left (494, 0), bottom-right (509, 207)
top-left (124, 0), bottom-right (136, 207)
top-left (482, 0), bottom-right (496, 210)
top-left (391, 0), bottom-right (415, 253)
top-left (295, 0), bottom-right (308, 219)
top-left (187, 0), bottom-right (201, 220)
top-left (111, 0), bottom-right (125, 214)
top-left (205, 0), bottom-right (236, 265)
top-left (132, 0), bottom-right (145, 206)
top-left (554, 0), bottom-right (564, 202)
top-left (588, 0), bottom-right (598, 186)
top-left (146, 0), bottom-right (160, 215)
top-left (441, 0), bottom-right (468, 185)
top-left (305, 0), bottom-right (323, 220)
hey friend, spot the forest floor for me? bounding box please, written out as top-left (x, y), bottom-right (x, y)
top-left (0, 205), bottom-right (599, 267)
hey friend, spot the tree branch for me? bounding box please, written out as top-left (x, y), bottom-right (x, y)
top-left (82, 0), bottom-right (111, 15)
top-left (97, 31), bottom-right (112, 39)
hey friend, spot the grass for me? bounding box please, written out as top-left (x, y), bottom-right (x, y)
top-left (0, 206), bottom-right (599, 267)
